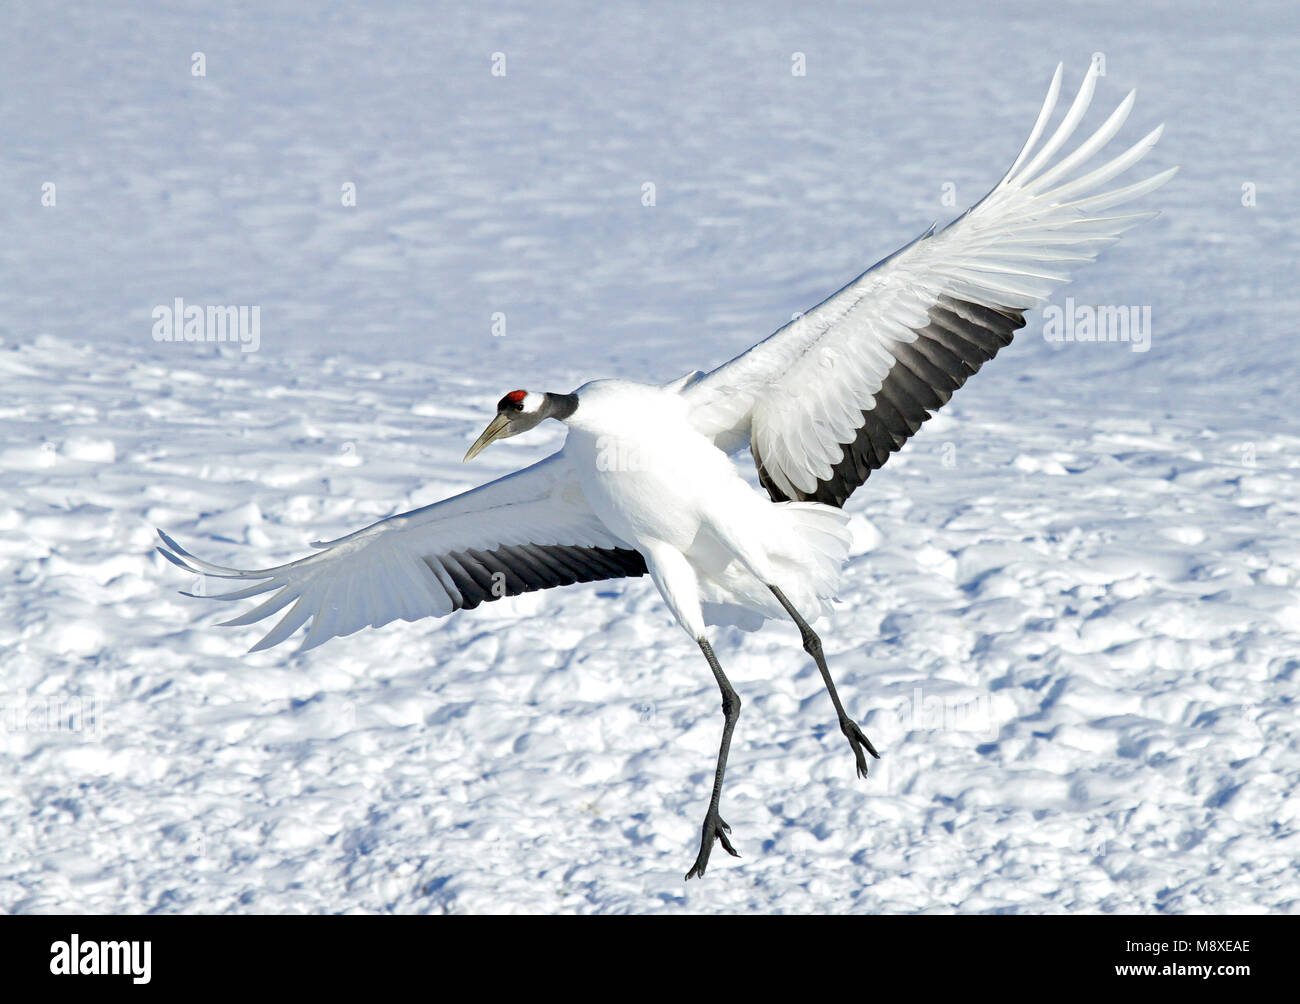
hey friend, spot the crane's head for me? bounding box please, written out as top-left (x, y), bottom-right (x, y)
top-left (463, 390), bottom-right (577, 461)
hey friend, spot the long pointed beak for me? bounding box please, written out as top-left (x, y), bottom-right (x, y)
top-left (463, 413), bottom-right (512, 462)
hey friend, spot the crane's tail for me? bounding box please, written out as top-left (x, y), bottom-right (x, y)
top-left (697, 501), bottom-right (851, 630)
top-left (768, 501), bottom-right (852, 613)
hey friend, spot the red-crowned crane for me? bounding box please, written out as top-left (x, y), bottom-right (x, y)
top-left (159, 62), bottom-right (1174, 878)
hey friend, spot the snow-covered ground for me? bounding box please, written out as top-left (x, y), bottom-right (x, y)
top-left (2, 1), bottom-right (1298, 913)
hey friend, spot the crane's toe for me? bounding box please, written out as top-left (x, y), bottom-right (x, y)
top-left (684, 814), bottom-right (741, 880)
top-left (842, 720), bottom-right (880, 779)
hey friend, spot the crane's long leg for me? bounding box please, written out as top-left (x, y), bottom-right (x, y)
top-left (768, 584), bottom-right (880, 779)
top-left (684, 636), bottom-right (742, 880)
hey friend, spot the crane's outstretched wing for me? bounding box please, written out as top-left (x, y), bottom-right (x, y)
top-left (681, 62), bottom-right (1176, 507)
top-left (157, 452), bottom-right (645, 652)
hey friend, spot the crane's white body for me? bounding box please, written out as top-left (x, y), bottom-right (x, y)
top-left (562, 379), bottom-right (850, 636)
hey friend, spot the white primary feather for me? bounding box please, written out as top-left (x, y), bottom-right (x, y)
top-left (157, 453), bottom-right (634, 652)
top-left (681, 62), bottom-right (1176, 503)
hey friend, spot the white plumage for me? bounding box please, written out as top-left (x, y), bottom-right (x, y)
top-left (562, 379), bottom-right (852, 633)
top-left (159, 63), bottom-right (1173, 877)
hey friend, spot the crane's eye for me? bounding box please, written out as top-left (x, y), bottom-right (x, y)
top-left (514, 403), bottom-right (524, 412)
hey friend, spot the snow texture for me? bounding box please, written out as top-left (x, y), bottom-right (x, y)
top-left (1, 0), bottom-right (1298, 913)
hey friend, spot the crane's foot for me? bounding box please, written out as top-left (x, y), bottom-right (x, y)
top-left (842, 719), bottom-right (880, 779)
top-left (684, 812), bottom-right (740, 880)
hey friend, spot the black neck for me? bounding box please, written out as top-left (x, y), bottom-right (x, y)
top-left (543, 392), bottom-right (579, 421)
